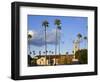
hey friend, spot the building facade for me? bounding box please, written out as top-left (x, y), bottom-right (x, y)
top-left (36, 55), bottom-right (74, 66)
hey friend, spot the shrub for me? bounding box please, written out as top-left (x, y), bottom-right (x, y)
top-left (75, 49), bottom-right (88, 64)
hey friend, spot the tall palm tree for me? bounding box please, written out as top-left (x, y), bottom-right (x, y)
top-left (42, 20), bottom-right (49, 65)
top-left (84, 36), bottom-right (87, 49)
top-left (55, 19), bottom-right (61, 65)
top-left (58, 26), bottom-right (61, 55)
top-left (77, 33), bottom-right (82, 50)
top-left (76, 33), bottom-right (82, 62)
top-left (28, 33), bottom-right (32, 55)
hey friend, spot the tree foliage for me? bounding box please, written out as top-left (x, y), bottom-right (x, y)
top-left (75, 49), bottom-right (88, 64)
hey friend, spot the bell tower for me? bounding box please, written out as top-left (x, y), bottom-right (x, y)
top-left (73, 40), bottom-right (79, 59)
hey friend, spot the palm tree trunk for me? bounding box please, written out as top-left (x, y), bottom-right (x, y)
top-left (55, 28), bottom-right (58, 65)
top-left (78, 38), bottom-right (80, 62)
top-left (79, 38), bottom-right (80, 50)
top-left (58, 30), bottom-right (61, 64)
top-left (58, 30), bottom-right (60, 55)
top-left (49, 51), bottom-right (50, 65)
top-left (45, 27), bottom-right (47, 65)
top-left (84, 40), bottom-right (87, 49)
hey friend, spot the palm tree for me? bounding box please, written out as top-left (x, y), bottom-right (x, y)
top-left (84, 36), bottom-right (87, 40)
top-left (52, 51), bottom-right (54, 55)
top-left (77, 33), bottom-right (82, 50)
top-left (39, 51), bottom-right (41, 56)
top-left (30, 51), bottom-right (32, 55)
top-left (28, 33), bottom-right (32, 55)
top-left (43, 51), bottom-right (45, 55)
top-left (72, 51), bottom-right (74, 54)
top-left (33, 51), bottom-right (35, 55)
top-left (42, 20), bottom-right (49, 65)
top-left (55, 19), bottom-right (61, 65)
top-left (49, 51), bottom-right (51, 55)
top-left (84, 36), bottom-right (87, 49)
top-left (66, 52), bottom-right (68, 55)
top-left (55, 19), bottom-right (61, 55)
top-left (76, 33), bottom-right (82, 63)
top-left (58, 26), bottom-right (61, 55)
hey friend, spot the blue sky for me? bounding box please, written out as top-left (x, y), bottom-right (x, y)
top-left (28, 15), bottom-right (88, 56)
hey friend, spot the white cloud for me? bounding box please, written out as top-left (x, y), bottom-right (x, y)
top-left (28, 29), bottom-right (61, 47)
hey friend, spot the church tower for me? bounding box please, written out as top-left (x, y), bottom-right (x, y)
top-left (73, 39), bottom-right (79, 59)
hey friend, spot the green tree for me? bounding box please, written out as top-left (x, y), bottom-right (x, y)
top-left (77, 33), bottom-right (82, 51)
top-left (84, 36), bottom-right (87, 49)
top-left (75, 49), bottom-right (88, 64)
top-left (28, 55), bottom-right (32, 66)
top-left (28, 33), bottom-right (32, 55)
top-left (42, 20), bottom-right (49, 65)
